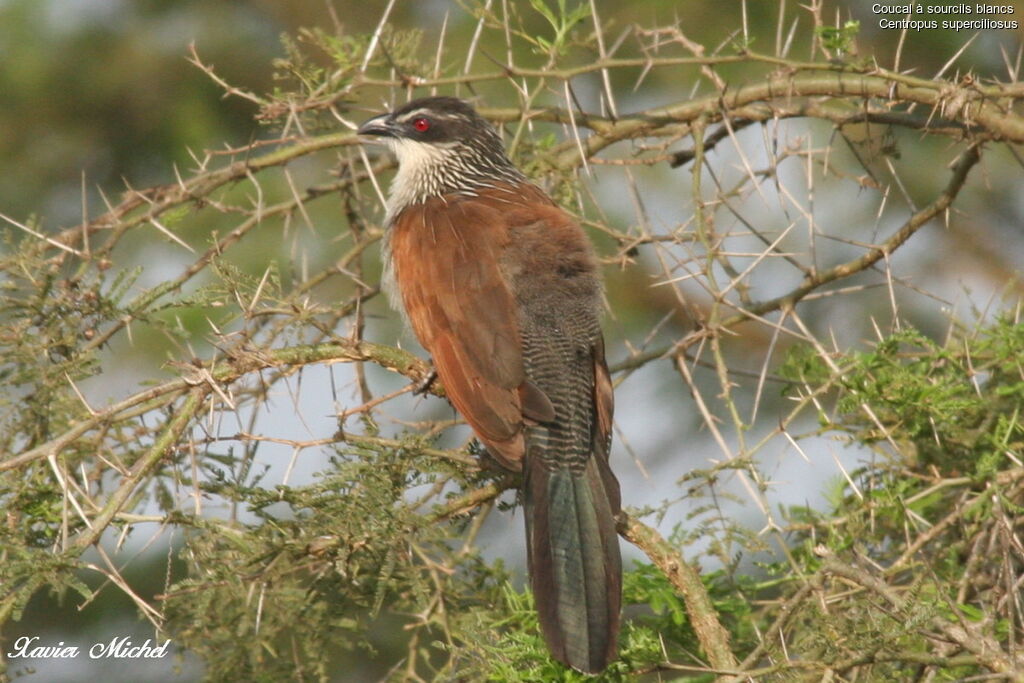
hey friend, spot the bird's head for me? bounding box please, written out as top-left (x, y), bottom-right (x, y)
top-left (358, 97), bottom-right (523, 208)
top-left (358, 96), bottom-right (500, 151)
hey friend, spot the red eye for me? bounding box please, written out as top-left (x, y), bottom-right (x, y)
top-left (412, 117), bottom-right (430, 132)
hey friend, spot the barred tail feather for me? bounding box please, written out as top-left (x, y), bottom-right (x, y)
top-left (524, 455), bottom-right (621, 673)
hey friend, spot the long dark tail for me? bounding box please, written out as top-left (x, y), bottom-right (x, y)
top-left (524, 453), bottom-right (621, 673)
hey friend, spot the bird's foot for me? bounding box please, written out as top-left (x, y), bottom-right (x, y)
top-left (413, 368), bottom-right (438, 395)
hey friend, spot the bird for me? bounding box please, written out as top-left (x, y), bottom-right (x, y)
top-left (358, 96), bottom-right (621, 674)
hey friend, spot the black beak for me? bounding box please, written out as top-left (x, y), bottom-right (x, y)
top-left (357, 113), bottom-right (395, 138)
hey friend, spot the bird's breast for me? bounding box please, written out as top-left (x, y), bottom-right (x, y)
top-left (379, 227), bottom-right (412, 333)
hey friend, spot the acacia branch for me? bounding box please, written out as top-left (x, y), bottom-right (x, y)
top-left (38, 67), bottom-right (1021, 262)
top-left (619, 511), bottom-right (739, 673)
top-left (669, 102), bottom-right (977, 167)
top-left (2, 340), bottom-right (436, 472)
top-left (50, 136), bottom-right (371, 253)
top-left (731, 142), bottom-right (982, 322)
top-left (70, 388), bottom-right (206, 551)
top-left (615, 142), bottom-right (982, 370)
top-left (822, 557), bottom-right (1020, 675)
top-left (480, 71), bottom-right (1022, 167)
top-left (354, 52), bottom-right (1024, 100)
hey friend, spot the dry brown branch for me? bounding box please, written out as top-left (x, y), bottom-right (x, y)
top-left (620, 511), bottom-right (740, 674)
top-left (1, 340), bottom-right (435, 473)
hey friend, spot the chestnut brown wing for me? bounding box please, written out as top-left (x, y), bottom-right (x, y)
top-left (389, 194), bottom-right (529, 469)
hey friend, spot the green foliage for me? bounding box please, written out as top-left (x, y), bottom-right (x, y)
top-left (785, 322), bottom-right (1024, 477)
top-left (0, 237), bottom-right (140, 555)
top-left (164, 437), bottom-right (504, 680)
top-left (460, 0), bottom-right (592, 60)
top-left (450, 578), bottom-right (669, 681)
top-left (0, 546), bottom-right (93, 623)
top-left (816, 20), bottom-right (861, 55)
top-left (525, 0), bottom-right (591, 57)
top-left (272, 26), bottom-right (424, 113)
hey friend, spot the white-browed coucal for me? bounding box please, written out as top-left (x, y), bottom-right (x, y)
top-left (358, 96), bottom-right (621, 673)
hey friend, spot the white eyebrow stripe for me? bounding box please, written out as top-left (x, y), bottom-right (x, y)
top-left (395, 108), bottom-right (431, 122)
top-left (395, 108), bottom-right (466, 124)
